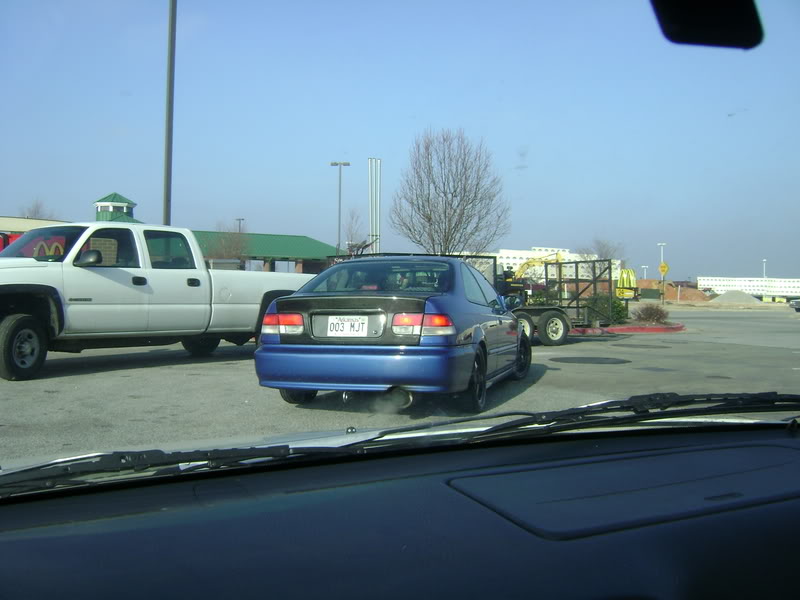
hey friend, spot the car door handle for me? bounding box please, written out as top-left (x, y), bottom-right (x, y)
top-left (132, 276), bottom-right (147, 286)
top-left (187, 278), bottom-right (201, 287)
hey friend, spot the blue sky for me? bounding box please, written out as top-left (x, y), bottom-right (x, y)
top-left (1, 0), bottom-right (798, 279)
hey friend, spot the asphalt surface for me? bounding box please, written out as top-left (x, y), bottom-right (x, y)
top-left (2, 306), bottom-right (798, 468)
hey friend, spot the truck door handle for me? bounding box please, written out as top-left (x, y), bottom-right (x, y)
top-left (187, 278), bottom-right (201, 287)
top-left (132, 276), bottom-right (147, 286)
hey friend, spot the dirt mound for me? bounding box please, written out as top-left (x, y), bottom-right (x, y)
top-left (637, 279), bottom-right (709, 302)
top-left (710, 290), bottom-right (761, 304)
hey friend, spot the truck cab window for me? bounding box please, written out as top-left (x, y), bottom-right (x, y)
top-left (79, 228), bottom-right (140, 268)
top-left (144, 231), bottom-right (195, 270)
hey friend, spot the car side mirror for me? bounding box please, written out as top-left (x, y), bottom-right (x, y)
top-left (503, 295), bottom-right (522, 310)
top-left (74, 249), bottom-right (102, 267)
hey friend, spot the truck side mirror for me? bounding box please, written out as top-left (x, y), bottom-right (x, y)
top-left (74, 249), bottom-right (103, 267)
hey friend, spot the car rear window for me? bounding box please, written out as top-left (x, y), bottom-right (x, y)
top-left (301, 261), bottom-right (453, 293)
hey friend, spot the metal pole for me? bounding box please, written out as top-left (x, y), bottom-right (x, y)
top-left (330, 162), bottom-right (350, 256)
top-left (657, 242), bottom-right (666, 305)
top-left (163, 0), bottom-right (177, 226)
top-left (337, 165), bottom-right (342, 255)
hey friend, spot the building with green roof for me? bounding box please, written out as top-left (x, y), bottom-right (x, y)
top-left (92, 193), bottom-right (335, 273)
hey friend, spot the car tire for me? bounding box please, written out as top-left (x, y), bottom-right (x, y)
top-left (0, 314), bottom-right (48, 381)
top-left (280, 389), bottom-right (318, 404)
top-left (460, 350), bottom-right (488, 414)
top-left (538, 311), bottom-right (569, 346)
top-left (516, 312), bottom-right (535, 340)
top-left (510, 333), bottom-right (531, 380)
top-left (181, 337), bottom-right (221, 357)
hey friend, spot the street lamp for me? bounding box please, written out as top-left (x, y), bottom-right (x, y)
top-left (657, 242), bottom-right (667, 304)
top-left (330, 161), bottom-right (350, 255)
top-left (657, 242), bottom-right (666, 265)
top-left (763, 258), bottom-right (767, 278)
top-left (641, 265), bottom-right (648, 279)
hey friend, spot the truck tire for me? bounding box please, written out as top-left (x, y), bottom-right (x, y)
top-left (181, 337), bottom-right (221, 357)
top-left (516, 313), bottom-right (535, 339)
top-left (280, 389), bottom-right (318, 404)
top-left (537, 311), bottom-right (569, 346)
top-left (0, 314), bottom-right (48, 381)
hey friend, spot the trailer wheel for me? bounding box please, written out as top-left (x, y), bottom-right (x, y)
top-left (516, 313), bottom-right (535, 339)
top-left (538, 311), bottom-right (569, 346)
top-left (0, 314), bottom-right (48, 381)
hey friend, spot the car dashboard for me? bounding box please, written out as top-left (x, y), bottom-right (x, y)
top-left (1, 424), bottom-right (798, 599)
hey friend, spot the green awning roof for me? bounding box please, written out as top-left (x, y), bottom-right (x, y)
top-left (96, 211), bottom-right (142, 223)
top-left (95, 192), bottom-right (137, 207)
top-left (193, 230), bottom-right (335, 261)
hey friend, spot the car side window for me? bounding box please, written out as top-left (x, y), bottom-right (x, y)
top-left (78, 228), bottom-right (140, 268)
top-left (144, 231), bottom-right (196, 269)
top-left (469, 265), bottom-right (502, 310)
top-left (461, 264), bottom-right (489, 306)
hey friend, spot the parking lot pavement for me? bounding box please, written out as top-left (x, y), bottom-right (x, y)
top-left (1, 307), bottom-right (797, 468)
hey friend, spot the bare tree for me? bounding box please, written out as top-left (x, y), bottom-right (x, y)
top-left (390, 128), bottom-right (509, 255)
top-left (576, 238), bottom-right (627, 266)
top-left (207, 220), bottom-right (248, 260)
top-left (21, 198), bottom-right (57, 220)
top-left (343, 208), bottom-right (374, 256)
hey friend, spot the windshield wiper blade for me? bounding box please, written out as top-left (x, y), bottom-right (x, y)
top-left (468, 392), bottom-right (800, 443)
top-left (0, 443), bottom-right (369, 499)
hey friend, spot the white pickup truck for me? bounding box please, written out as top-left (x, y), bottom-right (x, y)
top-left (0, 222), bottom-right (314, 380)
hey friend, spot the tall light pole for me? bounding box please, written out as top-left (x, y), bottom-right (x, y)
top-left (641, 265), bottom-right (648, 279)
top-left (163, 0), bottom-right (177, 225)
top-left (762, 259), bottom-right (767, 278)
top-left (330, 161), bottom-right (350, 255)
top-left (657, 242), bottom-right (667, 304)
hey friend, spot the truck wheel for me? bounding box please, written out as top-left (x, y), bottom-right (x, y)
top-left (538, 311), bottom-right (569, 346)
top-left (516, 313), bottom-right (535, 339)
top-left (0, 314), bottom-right (48, 381)
top-left (181, 337), bottom-right (221, 357)
top-left (280, 389), bottom-right (318, 404)
top-left (510, 333), bottom-right (531, 380)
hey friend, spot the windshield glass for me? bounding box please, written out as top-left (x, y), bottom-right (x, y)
top-left (300, 260), bottom-right (452, 293)
top-left (0, 1), bottom-right (797, 476)
top-left (0, 226), bottom-right (87, 262)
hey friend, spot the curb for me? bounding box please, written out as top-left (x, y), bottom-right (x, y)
top-left (569, 323), bottom-right (686, 335)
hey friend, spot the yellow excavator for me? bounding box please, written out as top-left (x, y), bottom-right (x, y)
top-left (497, 252), bottom-right (563, 298)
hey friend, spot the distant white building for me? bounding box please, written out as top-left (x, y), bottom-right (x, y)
top-left (487, 247), bottom-right (621, 281)
top-left (696, 277), bottom-right (800, 299)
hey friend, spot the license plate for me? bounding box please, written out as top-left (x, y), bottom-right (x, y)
top-left (327, 315), bottom-right (369, 337)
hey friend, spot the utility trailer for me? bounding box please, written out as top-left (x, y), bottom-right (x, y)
top-left (496, 259), bottom-right (618, 346)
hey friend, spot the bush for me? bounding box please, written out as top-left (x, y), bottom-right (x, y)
top-left (632, 304), bottom-right (670, 324)
top-left (584, 295), bottom-right (628, 324)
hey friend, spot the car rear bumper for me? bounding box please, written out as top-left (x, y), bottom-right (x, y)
top-left (254, 343), bottom-right (474, 393)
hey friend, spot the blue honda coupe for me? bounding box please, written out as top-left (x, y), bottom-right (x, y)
top-left (254, 256), bottom-right (531, 413)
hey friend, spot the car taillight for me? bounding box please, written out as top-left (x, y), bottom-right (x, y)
top-left (391, 313), bottom-right (423, 335)
top-left (391, 313), bottom-right (455, 336)
top-left (422, 314), bottom-right (456, 335)
top-left (262, 313), bottom-right (304, 335)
